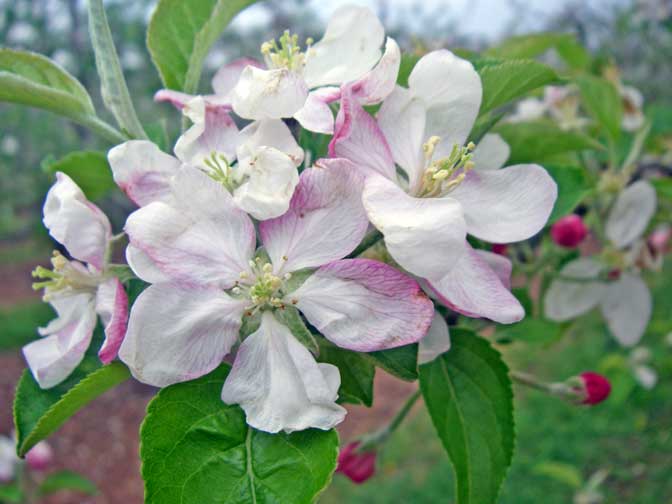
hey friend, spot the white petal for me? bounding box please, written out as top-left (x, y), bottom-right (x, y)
top-left (95, 277), bottom-right (128, 364)
top-left (475, 249), bottom-right (513, 289)
top-left (259, 160), bottom-right (369, 274)
top-left (418, 311), bottom-right (451, 365)
top-left (125, 168), bottom-right (255, 288)
top-left (408, 50), bottom-right (482, 151)
top-left (350, 37), bottom-right (401, 105)
top-left (377, 86), bottom-right (426, 190)
top-left (449, 164), bottom-right (557, 243)
top-left (606, 181), bottom-right (657, 249)
top-left (108, 140), bottom-right (180, 206)
top-left (233, 146), bottom-right (299, 220)
top-left (293, 87), bottom-right (339, 134)
top-left (472, 134), bottom-right (510, 171)
top-left (304, 5), bottom-right (384, 88)
top-left (231, 66), bottom-right (308, 120)
top-left (236, 119), bottom-right (304, 167)
top-left (43, 173), bottom-right (111, 270)
top-left (544, 258), bottom-right (606, 321)
top-left (211, 57), bottom-right (263, 98)
top-left (0, 436), bottom-right (16, 482)
top-left (292, 258), bottom-right (434, 351)
top-left (600, 273), bottom-right (651, 347)
top-left (221, 312), bottom-right (346, 434)
top-left (125, 245), bottom-right (169, 284)
top-left (23, 294), bottom-right (97, 389)
top-left (118, 283), bottom-right (246, 387)
top-left (428, 244), bottom-right (524, 324)
top-left (634, 365), bottom-right (657, 389)
top-left (362, 175), bottom-right (467, 280)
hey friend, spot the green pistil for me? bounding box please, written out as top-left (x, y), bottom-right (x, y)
top-left (232, 258), bottom-right (293, 314)
top-left (204, 152), bottom-right (235, 191)
top-left (418, 138), bottom-right (476, 197)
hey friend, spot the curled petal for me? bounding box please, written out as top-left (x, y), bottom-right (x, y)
top-left (23, 294), bottom-right (97, 389)
top-left (449, 164), bottom-right (557, 243)
top-left (362, 175), bottom-right (467, 280)
top-left (108, 140), bottom-right (180, 206)
top-left (125, 245), bottom-right (169, 284)
top-left (606, 180), bottom-right (657, 249)
top-left (292, 259), bottom-right (434, 352)
top-left (221, 312), bottom-right (346, 434)
top-left (472, 133), bottom-right (510, 171)
top-left (237, 119), bottom-right (304, 167)
top-left (600, 273), bottom-right (651, 347)
top-left (95, 277), bottom-right (128, 364)
top-left (418, 311), bottom-right (451, 365)
top-left (118, 283), bottom-right (246, 387)
top-left (428, 243), bottom-right (524, 324)
top-left (260, 160), bottom-right (368, 275)
top-left (544, 258), bottom-right (606, 321)
top-left (212, 57), bottom-right (263, 98)
top-left (294, 87), bottom-right (340, 135)
top-left (304, 5), bottom-right (385, 88)
top-left (232, 66), bottom-right (308, 120)
top-left (43, 172), bottom-right (111, 271)
top-left (350, 37), bottom-right (401, 105)
top-left (154, 89), bottom-right (197, 110)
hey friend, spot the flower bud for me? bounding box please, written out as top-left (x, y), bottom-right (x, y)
top-left (648, 226), bottom-right (671, 255)
top-left (336, 442), bottom-right (376, 484)
top-left (579, 372), bottom-right (611, 405)
top-left (25, 441), bottom-right (53, 472)
top-left (551, 214), bottom-right (588, 248)
top-left (491, 243), bottom-right (508, 255)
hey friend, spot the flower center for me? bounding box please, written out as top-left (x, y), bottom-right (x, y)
top-left (203, 151), bottom-right (237, 192)
top-left (415, 136), bottom-right (475, 198)
top-left (32, 251), bottom-right (100, 301)
top-left (231, 257), bottom-right (293, 313)
top-left (261, 30), bottom-right (314, 72)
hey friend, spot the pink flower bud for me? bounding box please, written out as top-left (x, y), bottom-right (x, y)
top-left (25, 441), bottom-right (53, 472)
top-left (336, 442), bottom-right (376, 484)
top-left (648, 226), bottom-right (671, 255)
top-left (580, 372), bottom-right (611, 405)
top-left (491, 243), bottom-right (508, 255)
top-left (607, 268), bottom-right (621, 280)
top-left (551, 215), bottom-right (588, 248)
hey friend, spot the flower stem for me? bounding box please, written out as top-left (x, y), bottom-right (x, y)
top-left (359, 389), bottom-right (421, 451)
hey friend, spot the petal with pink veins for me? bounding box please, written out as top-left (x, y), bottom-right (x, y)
top-left (95, 277), bottom-right (128, 364)
top-left (600, 273), bottom-right (651, 347)
top-left (221, 312), bottom-right (346, 434)
top-left (544, 258), bottom-right (606, 321)
top-left (418, 311), bottom-right (451, 365)
top-left (605, 180), bottom-right (657, 249)
top-left (260, 160), bottom-right (368, 275)
top-left (428, 243), bottom-right (524, 324)
top-left (350, 37), bottom-right (401, 105)
top-left (231, 66), bottom-right (308, 120)
top-left (291, 259), bottom-right (434, 352)
top-left (118, 283), bottom-right (246, 387)
top-left (125, 245), bottom-right (170, 284)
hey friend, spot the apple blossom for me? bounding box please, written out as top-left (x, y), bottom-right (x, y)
top-left (23, 173), bottom-right (128, 389)
top-left (620, 84), bottom-right (645, 132)
top-left (330, 50), bottom-right (557, 325)
top-left (119, 161), bottom-right (434, 433)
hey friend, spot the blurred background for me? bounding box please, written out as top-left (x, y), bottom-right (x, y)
top-left (1, 0), bottom-right (671, 502)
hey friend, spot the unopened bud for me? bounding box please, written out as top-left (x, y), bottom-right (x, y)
top-left (551, 214), bottom-right (588, 248)
top-left (578, 372), bottom-right (611, 405)
top-left (25, 441), bottom-right (53, 472)
top-left (336, 442), bottom-right (376, 484)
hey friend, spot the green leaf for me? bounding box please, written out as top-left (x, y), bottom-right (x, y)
top-left (495, 121), bottom-right (603, 164)
top-left (365, 344), bottom-right (418, 381)
top-left (652, 178), bottom-right (672, 201)
top-left (140, 365), bottom-right (338, 504)
top-left (496, 318), bottom-right (563, 345)
top-left (275, 306), bottom-right (319, 355)
top-left (87, 0), bottom-right (147, 139)
top-left (147, 0), bottom-right (259, 93)
top-left (318, 340), bottom-right (375, 406)
top-left (397, 53), bottom-right (420, 87)
top-left (576, 75), bottom-right (623, 141)
top-left (555, 37), bottom-right (591, 71)
top-left (544, 164), bottom-right (592, 222)
top-left (0, 302), bottom-right (52, 351)
top-left (419, 329), bottom-right (515, 504)
top-left (475, 59), bottom-right (559, 115)
top-left (485, 33), bottom-right (570, 60)
top-left (0, 483), bottom-right (21, 503)
top-left (39, 471), bottom-right (98, 496)
top-left (0, 49), bottom-right (95, 120)
top-left (14, 359), bottom-right (130, 456)
top-left (42, 151), bottom-right (116, 201)
top-left (533, 461), bottom-right (583, 488)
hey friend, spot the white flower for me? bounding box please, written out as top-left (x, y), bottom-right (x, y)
top-left (619, 85), bottom-right (645, 132)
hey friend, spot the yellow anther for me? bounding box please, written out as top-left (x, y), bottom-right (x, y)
top-left (467, 141), bottom-right (476, 151)
top-left (262, 263), bottom-right (273, 273)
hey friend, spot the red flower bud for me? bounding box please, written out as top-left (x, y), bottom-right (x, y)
top-left (336, 442), bottom-right (376, 484)
top-left (25, 441), bottom-right (53, 472)
top-left (551, 215), bottom-right (588, 248)
top-left (580, 372), bottom-right (611, 405)
top-left (491, 243), bottom-right (508, 255)
top-left (607, 268), bottom-right (621, 280)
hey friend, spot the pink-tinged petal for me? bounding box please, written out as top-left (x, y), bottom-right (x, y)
top-left (408, 50), bottom-right (482, 152)
top-left (231, 66), bottom-right (308, 120)
top-left (125, 168), bottom-right (255, 289)
top-left (212, 57), bottom-right (263, 97)
top-left (95, 277), bottom-right (128, 364)
top-left (108, 140), bottom-right (180, 207)
top-left (304, 5), bottom-right (385, 88)
top-left (221, 312), bottom-right (346, 434)
top-left (236, 119), bottom-right (304, 167)
top-left (377, 86), bottom-right (427, 190)
top-left (118, 283), bottom-right (246, 387)
top-left (600, 273), bottom-right (651, 347)
top-left (291, 259), bottom-right (434, 352)
top-left (449, 164), bottom-right (557, 243)
top-left (260, 160), bottom-right (368, 274)
top-left (544, 258), bottom-right (606, 321)
top-left (125, 245), bottom-right (169, 284)
top-left (294, 87), bottom-right (339, 134)
top-left (23, 294), bottom-right (97, 389)
top-left (428, 243), bottom-right (523, 324)
top-left (472, 133), bottom-right (510, 171)
top-left (474, 249), bottom-right (513, 289)
top-left (606, 180), bottom-right (657, 249)
top-left (418, 311), bottom-right (451, 365)
top-left (43, 172), bottom-right (111, 271)
top-left (154, 89), bottom-right (196, 110)
top-left (350, 37), bottom-right (401, 105)
top-left (174, 96), bottom-right (240, 168)
top-left (362, 175), bottom-right (467, 280)
top-left (329, 86), bottom-right (396, 180)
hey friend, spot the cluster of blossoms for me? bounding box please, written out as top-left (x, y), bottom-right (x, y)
top-left (24, 5), bottom-right (560, 435)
